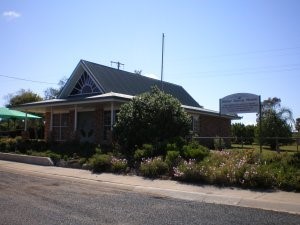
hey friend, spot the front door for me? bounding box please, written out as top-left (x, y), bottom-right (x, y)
top-left (77, 111), bottom-right (95, 143)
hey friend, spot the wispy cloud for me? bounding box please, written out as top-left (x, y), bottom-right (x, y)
top-left (2, 11), bottom-right (21, 20)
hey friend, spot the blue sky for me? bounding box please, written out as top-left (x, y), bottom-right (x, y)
top-left (1, 0), bottom-right (299, 125)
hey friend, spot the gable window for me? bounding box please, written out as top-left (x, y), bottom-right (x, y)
top-left (70, 71), bottom-right (100, 96)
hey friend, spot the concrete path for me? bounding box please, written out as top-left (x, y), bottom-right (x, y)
top-left (0, 160), bottom-right (299, 215)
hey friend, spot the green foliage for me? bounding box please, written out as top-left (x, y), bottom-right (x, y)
top-left (0, 140), bottom-right (6, 151)
top-left (0, 137), bottom-right (48, 153)
top-left (88, 154), bottom-right (112, 173)
top-left (49, 141), bottom-right (96, 158)
top-left (114, 86), bottom-right (191, 156)
top-left (291, 152), bottom-right (300, 168)
top-left (257, 97), bottom-right (294, 150)
top-left (295, 118), bottom-right (300, 133)
top-left (44, 151), bottom-right (61, 164)
top-left (111, 157), bottom-right (128, 173)
top-left (173, 149), bottom-right (300, 191)
top-left (165, 150), bottom-right (181, 168)
top-left (256, 110), bottom-right (293, 149)
top-left (231, 123), bottom-right (255, 144)
top-left (182, 141), bottom-right (210, 161)
top-left (134, 144), bottom-right (154, 161)
top-left (166, 143), bottom-right (180, 152)
top-left (139, 157), bottom-right (169, 178)
top-left (26, 150), bottom-right (61, 164)
top-left (6, 89), bottom-right (43, 107)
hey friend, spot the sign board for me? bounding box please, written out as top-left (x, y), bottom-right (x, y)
top-left (220, 93), bottom-right (260, 114)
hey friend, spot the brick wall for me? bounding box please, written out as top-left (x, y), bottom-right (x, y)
top-left (94, 106), bottom-right (104, 145)
top-left (198, 114), bottom-right (231, 147)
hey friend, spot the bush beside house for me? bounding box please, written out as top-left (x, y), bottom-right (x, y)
top-left (114, 86), bottom-right (191, 158)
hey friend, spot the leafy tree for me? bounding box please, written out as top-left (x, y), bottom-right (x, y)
top-left (256, 97), bottom-right (294, 150)
top-left (44, 77), bottom-right (67, 100)
top-left (260, 97), bottom-right (294, 127)
top-left (6, 89), bottom-right (43, 107)
top-left (296, 118), bottom-right (300, 133)
top-left (4, 89), bottom-right (43, 136)
top-left (231, 123), bottom-right (255, 144)
top-left (114, 86), bottom-right (191, 157)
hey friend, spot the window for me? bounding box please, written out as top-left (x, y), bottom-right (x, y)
top-left (190, 116), bottom-right (195, 131)
top-left (190, 115), bottom-right (199, 134)
top-left (103, 111), bottom-right (111, 141)
top-left (103, 110), bottom-right (119, 141)
top-left (70, 72), bottom-right (100, 96)
top-left (52, 113), bottom-right (69, 141)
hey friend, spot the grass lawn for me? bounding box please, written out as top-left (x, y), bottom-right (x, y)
top-left (230, 143), bottom-right (299, 154)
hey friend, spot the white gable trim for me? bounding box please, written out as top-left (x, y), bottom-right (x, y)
top-left (81, 60), bottom-right (105, 93)
top-left (58, 60), bottom-right (105, 98)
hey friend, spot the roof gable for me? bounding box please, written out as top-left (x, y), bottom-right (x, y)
top-left (59, 60), bottom-right (201, 108)
top-left (58, 61), bottom-right (104, 98)
top-left (69, 71), bottom-right (101, 96)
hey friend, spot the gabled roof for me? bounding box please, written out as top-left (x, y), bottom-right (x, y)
top-left (59, 60), bottom-right (202, 108)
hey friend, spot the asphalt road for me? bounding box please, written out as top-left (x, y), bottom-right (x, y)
top-left (0, 170), bottom-right (299, 225)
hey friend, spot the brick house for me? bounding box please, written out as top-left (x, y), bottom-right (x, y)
top-left (15, 60), bottom-right (237, 146)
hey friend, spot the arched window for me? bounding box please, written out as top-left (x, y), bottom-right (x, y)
top-left (70, 72), bottom-right (100, 96)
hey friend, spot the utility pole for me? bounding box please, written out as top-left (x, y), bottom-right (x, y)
top-left (110, 61), bottom-right (124, 70)
top-left (160, 33), bottom-right (165, 91)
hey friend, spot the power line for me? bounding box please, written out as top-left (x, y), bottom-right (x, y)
top-left (195, 46), bottom-right (300, 59)
top-left (180, 67), bottom-right (300, 78)
top-left (172, 63), bottom-right (300, 75)
top-left (0, 74), bottom-right (57, 85)
top-left (170, 46), bottom-right (300, 62)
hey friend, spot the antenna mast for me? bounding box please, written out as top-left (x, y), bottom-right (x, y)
top-left (110, 61), bottom-right (124, 70)
top-left (160, 33), bottom-right (165, 90)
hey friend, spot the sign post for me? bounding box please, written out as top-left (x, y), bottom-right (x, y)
top-left (259, 96), bottom-right (262, 153)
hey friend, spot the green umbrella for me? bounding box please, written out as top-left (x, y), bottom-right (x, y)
top-left (0, 107), bottom-right (41, 119)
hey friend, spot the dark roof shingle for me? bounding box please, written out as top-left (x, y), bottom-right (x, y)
top-left (81, 60), bottom-right (201, 108)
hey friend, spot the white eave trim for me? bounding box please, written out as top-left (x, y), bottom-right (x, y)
top-left (182, 105), bottom-right (239, 119)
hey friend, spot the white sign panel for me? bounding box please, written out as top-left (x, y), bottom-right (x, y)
top-left (220, 93), bottom-right (260, 114)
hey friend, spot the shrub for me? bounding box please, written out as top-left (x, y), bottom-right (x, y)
top-left (114, 87), bottom-right (191, 155)
top-left (165, 143), bottom-right (180, 152)
top-left (0, 140), bottom-right (7, 152)
top-left (46, 151), bottom-right (61, 164)
top-left (6, 138), bottom-right (17, 152)
top-left (173, 159), bottom-right (205, 182)
top-left (29, 150), bottom-right (61, 164)
top-left (111, 157), bottom-right (128, 173)
top-left (290, 152), bottom-right (300, 168)
top-left (182, 141), bottom-right (209, 161)
top-left (250, 165), bottom-right (276, 188)
top-left (165, 150), bottom-right (180, 168)
top-left (88, 154), bottom-right (112, 173)
top-left (134, 144), bottom-right (154, 161)
top-left (139, 157), bottom-right (168, 178)
top-left (49, 141), bottom-right (96, 158)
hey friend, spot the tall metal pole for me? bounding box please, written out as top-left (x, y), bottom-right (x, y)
top-left (259, 95), bottom-right (262, 153)
top-left (160, 33), bottom-right (165, 91)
